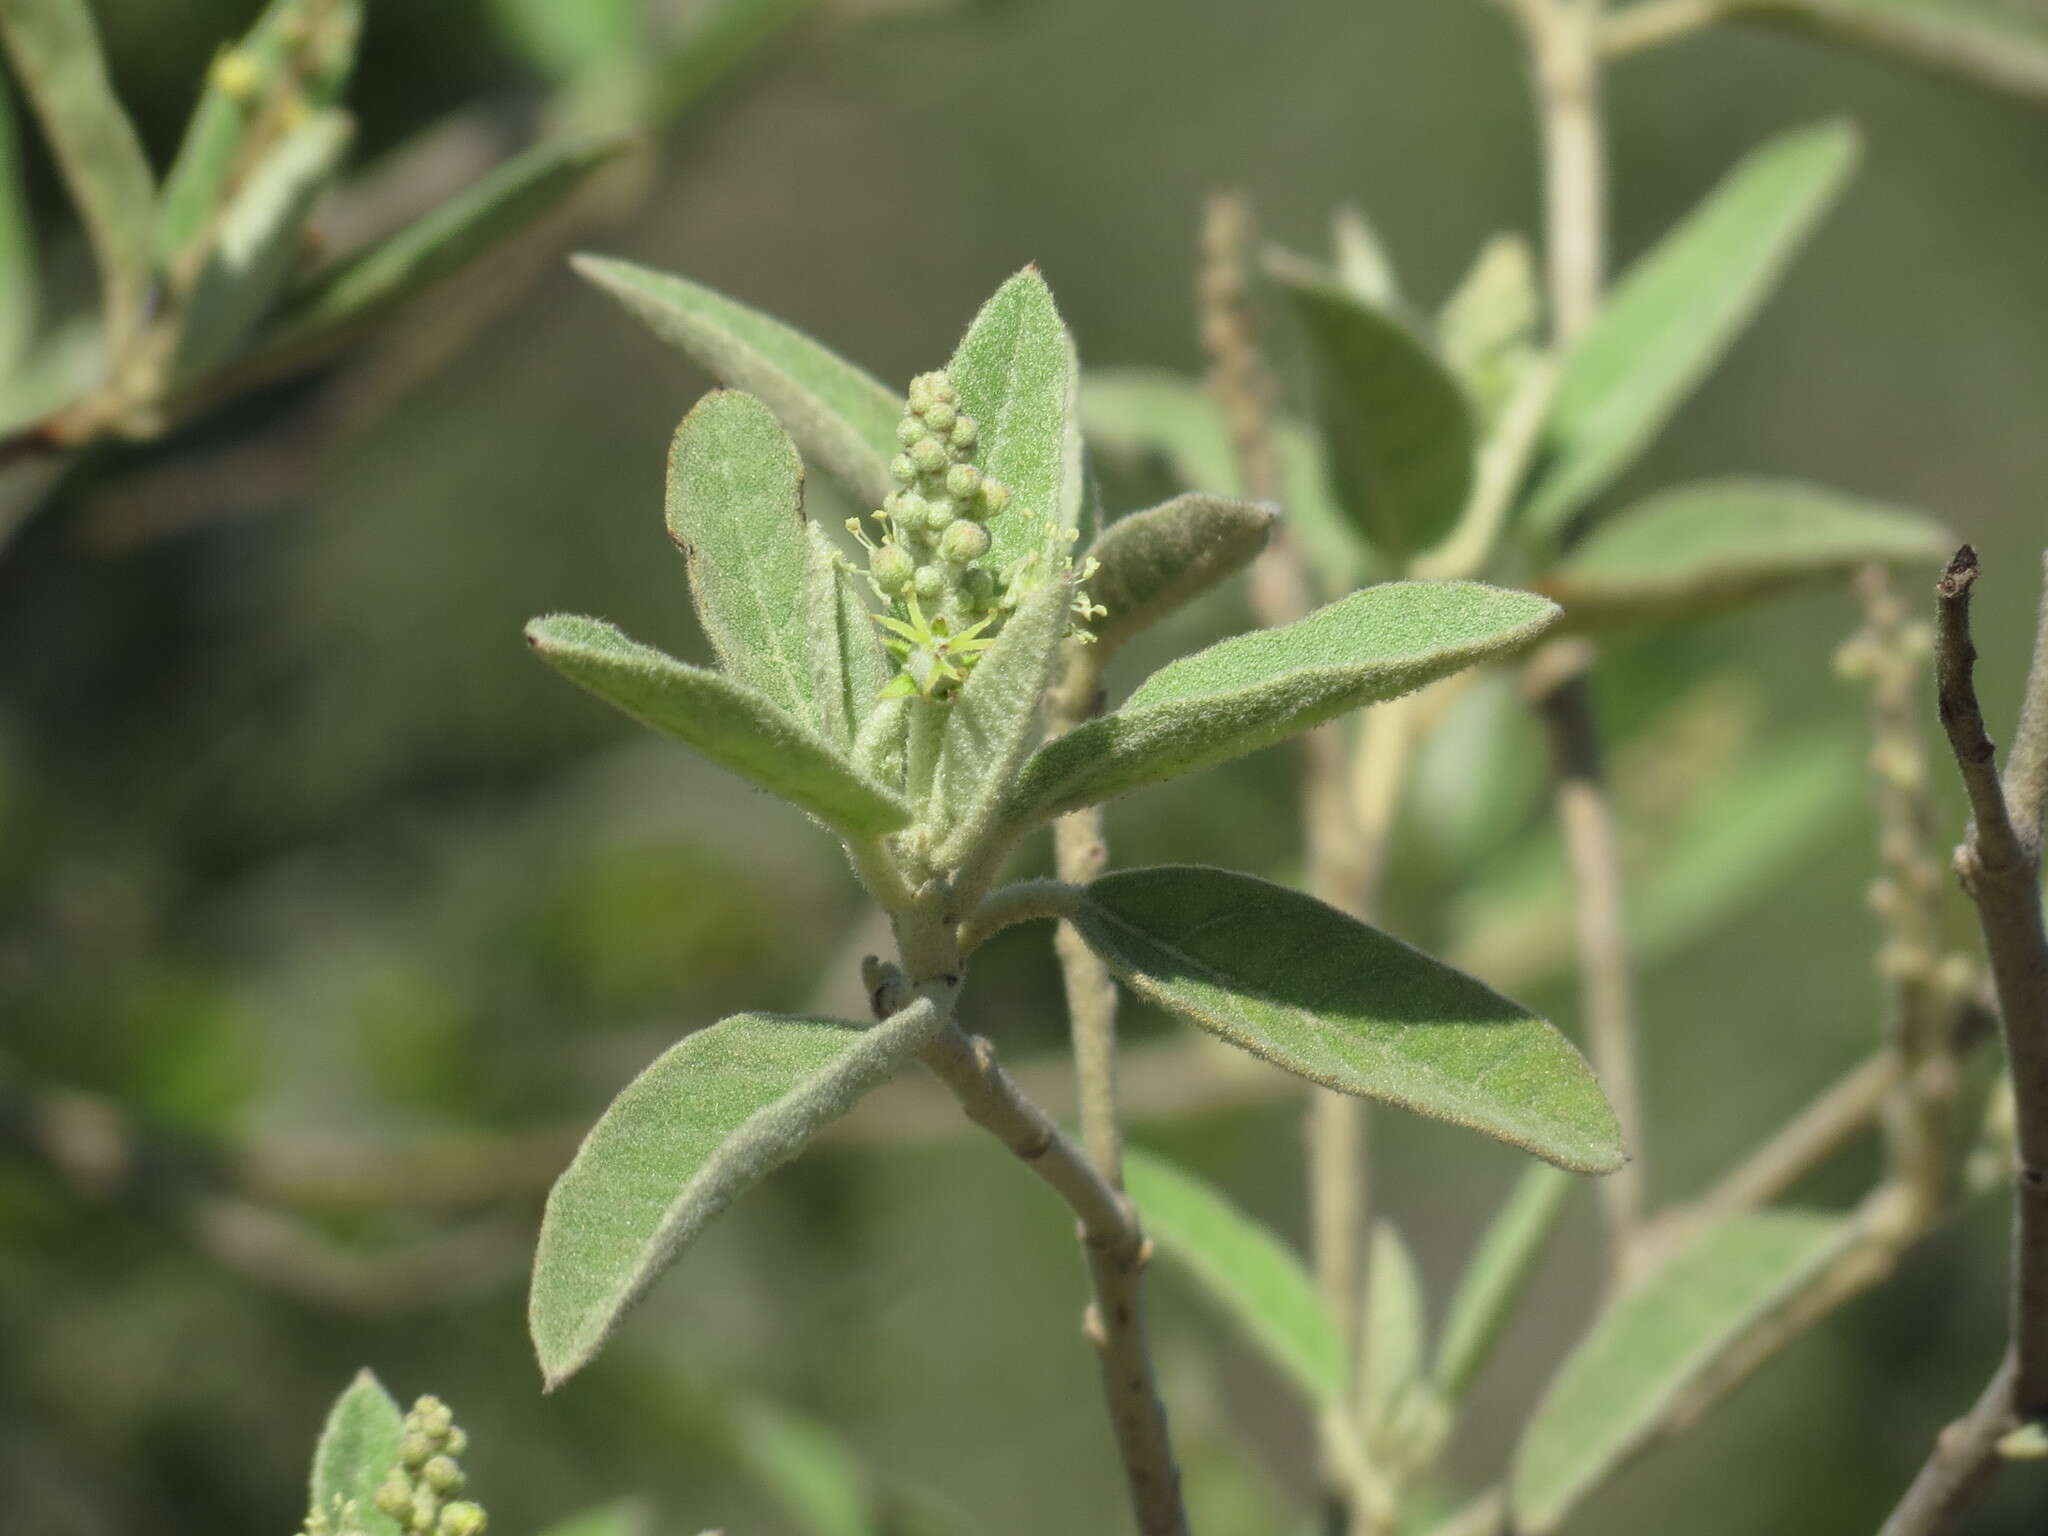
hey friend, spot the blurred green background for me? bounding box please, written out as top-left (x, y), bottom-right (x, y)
top-left (2, 1), bottom-right (2045, 1532)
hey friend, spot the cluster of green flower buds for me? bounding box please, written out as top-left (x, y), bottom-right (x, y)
top-left (366, 1397), bottom-right (487, 1536)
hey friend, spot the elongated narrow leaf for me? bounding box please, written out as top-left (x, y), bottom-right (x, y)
top-left (1088, 493), bottom-right (1276, 654)
top-left (535, 1502), bottom-right (652, 1536)
top-left (1437, 233), bottom-right (1542, 421)
top-left (1511, 1210), bottom-right (1853, 1532)
top-left (948, 268), bottom-right (1082, 570)
top-left (1330, 204), bottom-right (1401, 310)
top-left (525, 615), bottom-right (909, 837)
top-left (492, 0), bottom-right (638, 79)
top-left (731, 1399), bottom-right (879, 1536)
top-left (308, 1368), bottom-right (403, 1536)
top-left (1361, 1220), bottom-right (1428, 1434)
top-left (665, 390), bottom-right (814, 714)
top-left (1005, 583), bottom-right (1558, 825)
top-left (1273, 265), bottom-right (1475, 567)
top-left (931, 577), bottom-right (1070, 867)
top-left (1544, 478), bottom-right (1949, 626)
top-left (1077, 867), bottom-right (1623, 1170)
top-left (804, 523), bottom-right (889, 749)
top-left (257, 136), bottom-right (627, 358)
top-left (0, 75), bottom-right (37, 375)
top-left (0, 0), bottom-right (155, 351)
top-left (573, 254), bottom-right (900, 508)
top-left (1123, 1146), bottom-right (1343, 1406)
top-left (1435, 1164), bottom-right (1572, 1400)
top-left (530, 1000), bottom-right (948, 1388)
top-left (1522, 122), bottom-right (1860, 539)
top-left (168, 110), bottom-right (352, 384)
top-left (1080, 368), bottom-right (1373, 595)
top-left (1731, 0), bottom-right (2048, 103)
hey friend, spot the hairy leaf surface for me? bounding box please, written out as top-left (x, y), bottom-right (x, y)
top-left (309, 1368), bottom-right (403, 1536)
top-left (573, 254), bottom-right (900, 507)
top-left (530, 1000), bottom-right (947, 1388)
top-left (525, 615), bottom-right (909, 837)
top-left (1511, 1209), bottom-right (1853, 1532)
top-left (1087, 493), bottom-right (1276, 654)
top-left (1123, 1146), bottom-right (1343, 1406)
top-left (1006, 583), bottom-right (1558, 824)
top-left (1435, 1164), bottom-right (1572, 1399)
top-left (1521, 122), bottom-right (1859, 538)
top-left (1075, 867), bottom-right (1624, 1172)
top-left (804, 523), bottom-right (889, 749)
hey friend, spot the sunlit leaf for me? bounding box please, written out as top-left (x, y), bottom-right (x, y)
top-left (1005, 583), bottom-right (1558, 824)
top-left (1435, 1164), bottom-right (1572, 1400)
top-left (1330, 204), bottom-right (1401, 310)
top-left (1511, 1210), bottom-right (1853, 1533)
top-left (1087, 493), bottom-right (1276, 654)
top-left (0, 0), bottom-right (156, 351)
top-left (664, 390), bottom-right (815, 715)
top-left (308, 1368), bottom-right (403, 1536)
top-left (804, 523), bottom-right (890, 749)
top-left (534, 1502), bottom-right (653, 1536)
top-left (1074, 866), bottom-right (1625, 1172)
top-left (1520, 122), bottom-right (1860, 539)
top-left (529, 999), bottom-right (948, 1388)
top-left (575, 254), bottom-right (900, 510)
top-left (1544, 479), bottom-right (1949, 626)
top-left (1123, 1145), bottom-right (1344, 1406)
top-left (1437, 232), bottom-right (1542, 422)
top-left (525, 615), bottom-right (911, 838)
top-left (1272, 264), bottom-right (1475, 566)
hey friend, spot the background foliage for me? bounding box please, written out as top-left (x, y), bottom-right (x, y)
top-left (2, 1), bottom-right (2045, 1533)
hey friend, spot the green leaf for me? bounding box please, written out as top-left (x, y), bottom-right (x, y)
top-left (730, 1399), bottom-right (879, 1536)
top-left (664, 390), bottom-right (815, 715)
top-left (155, 0), bottom-right (363, 267)
top-left (572, 254), bottom-right (900, 510)
top-left (947, 267), bottom-right (1083, 572)
top-left (1360, 1220), bottom-right (1428, 1434)
top-left (308, 1368), bottom-right (403, 1536)
top-left (525, 614), bottom-right (910, 838)
top-left (931, 576), bottom-right (1070, 868)
top-left (0, 75), bottom-right (39, 377)
top-left (1435, 1164), bottom-right (1572, 1400)
top-left (1080, 368), bottom-right (1372, 595)
top-left (804, 523), bottom-right (889, 749)
top-left (1544, 478), bottom-right (1950, 626)
top-left (0, 0), bottom-right (156, 353)
top-left (1521, 121), bottom-right (1859, 539)
top-left (1330, 204), bottom-right (1401, 310)
top-left (534, 1502), bottom-right (653, 1536)
top-left (1728, 0), bottom-right (2048, 104)
top-left (167, 109), bottom-right (352, 385)
top-left (1272, 264), bottom-right (1475, 566)
top-left (1122, 1145), bottom-right (1344, 1407)
top-left (1511, 1210), bottom-right (1853, 1533)
top-left (1437, 233), bottom-right (1542, 422)
top-left (1073, 866), bottom-right (1625, 1172)
top-left (1005, 582), bottom-right (1558, 824)
top-left (491, 0), bottom-right (638, 79)
top-left (1087, 493), bottom-right (1277, 654)
top-left (529, 999), bottom-right (948, 1389)
top-left (255, 136), bottom-right (627, 360)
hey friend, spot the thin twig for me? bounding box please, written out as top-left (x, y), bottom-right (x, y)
top-left (1877, 1354), bottom-right (2021, 1536)
top-left (1598, 0), bottom-right (1724, 57)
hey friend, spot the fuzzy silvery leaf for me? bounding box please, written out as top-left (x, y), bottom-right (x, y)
top-left (525, 615), bottom-right (910, 838)
top-left (1511, 1209), bottom-right (1854, 1533)
top-left (930, 577), bottom-right (1070, 869)
top-left (155, 0), bottom-right (361, 266)
top-left (535, 1502), bottom-right (653, 1536)
top-left (1122, 1146), bottom-right (1344, 1407)
top-left (1520, 121), bottom-right (1860, 540)
top-left (1361, 1220), bottom-right (1428, 1438)
top-left (1004, 582), bottom-right (1558, 825)
top-left (1435, 1163), bottom-right (1571, 1401)
top-left (253, 136), bottom-right (626, 364)
top-left (1080, 368), bottom-right (1372, 596)
top-left (308, 1368), bottom-right (403, 1536)
top-left (1543, 478), bottom-right (1950, 626)
top-left (572, 254), bottom-right (900, 509)
top-left (731, 1399), bottom-right (879, 1536)
top-left (947, 267), bottom-right (1084, 572)
top-left (0, 0), bottom-right (156, 352)
top-left (1272, 263), bottom-right (1476, 567)
top-left (664, 389), bottom-right (814, 714)
top-left (167, 110), bottom-right (352, 385)
top-left (804, 523), bottom-right (889, 749)
top-left (1087, 493), bottom-right (1277, 655)
top-left (1074, 867), bottom-right (1625, 1172)
top-left (529, 999), bottom-right (948, 1389)
top-left (1725, 0), bottom-right (2048, 103)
